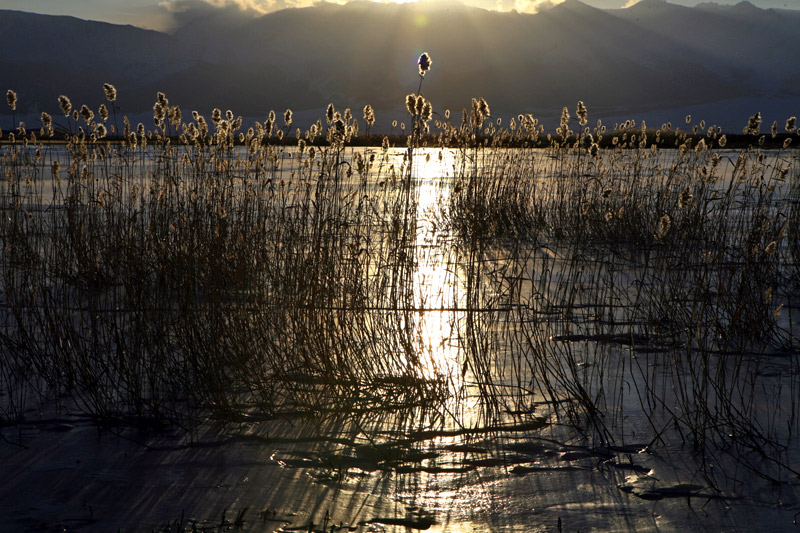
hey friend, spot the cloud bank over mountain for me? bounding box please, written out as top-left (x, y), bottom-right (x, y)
top-left (1, 0), bottom-right (798, 131)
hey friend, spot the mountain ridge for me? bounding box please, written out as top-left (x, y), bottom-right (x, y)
top-left (1, 1), bottom-right (798, 131)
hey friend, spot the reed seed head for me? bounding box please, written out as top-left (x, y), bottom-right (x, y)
top-left (478, 98), bottom-right (490, 121)
top-left (80, 104), bottom-right (94, 125)
top-left (58, 95), bottom-right (72, 116)
top-left (415, 95), bottom-right (425, 116)
top-left (576, 101), bottom-right (588, 126)
top-left (153, 101), bottom-right (165, 126)
top-left (407, 94), bottom-right (417, 116)
top-left (422, 100), bottom-right (433, 123)
top-left (744, 112), bottom-right (761, 135)
top-left (103, 83), bottom-right (117, 102)
top-left (170, 105), bottom-right (182, 128)
top-left (6, 90), bottom-right (17, 110)
top-left (418, 52), bottom-right (432, 77)
top-left (363, 104), bottom-right (375, 126)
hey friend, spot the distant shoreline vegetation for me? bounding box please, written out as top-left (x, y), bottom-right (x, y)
top-left (1, 87), bottom-right (797, 151)
top-left (0, 131), bottom-right (796, 150)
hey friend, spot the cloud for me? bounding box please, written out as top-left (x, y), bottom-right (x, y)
top-left (621, 0), bottom-right (640, 7)
top-left (159, 0), bottom-right (270, 14)
top-left (512, 0), bottom-right (562, 13)
top-left (158, 0), bottom-right (340, 17)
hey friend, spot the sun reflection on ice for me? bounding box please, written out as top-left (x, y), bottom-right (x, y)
top-left (409, 148), bottom-right (465, 388)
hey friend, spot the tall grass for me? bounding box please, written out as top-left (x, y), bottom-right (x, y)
top-left (0, 93), bottom-right (450, 429)
top-left (1, 85), bottom-right (798, 484)
top-left (443, 106), bottom-right (800, 479)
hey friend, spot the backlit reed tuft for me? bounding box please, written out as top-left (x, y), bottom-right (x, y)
top-left (58, 94), bottom-right (72, 116)
top-left (418, 52), bottom-right (432, 77)
top-left (576, 100), bottom-right (588, 126)
top-left (406, 94), bottom-right (417, 116)
top-left (79, 104), bottom-right (94, 125)
top-left (363, 104), bottom-right (375, 127)
top-left (6, 90), bottom-right (17, 110)
top-left (744, 112), bottom-right (762, 135)
top-left (103, 83), bottom-right (117, 102)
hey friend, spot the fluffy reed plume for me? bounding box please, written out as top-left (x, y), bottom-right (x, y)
top-left (576, 100), bottom-right (588, 126)
top-left (153, 100), bottom-right (166, 127)
top-left (103, 83), bottom-right (117, 102)
top-left (744, 112), bottom-right (762, 135)
top-left (786, 116), bottom-right (796, 132)
top-left (363, 104), bottom-right (375, 127)
top-left (284, 109), bottom-right (292, 127)
top-left (79, 104), bottom-right (94, 125)
top-left (418, 52), bottom-right (432, 77)
top-left (6, 90), bottom-right (17, 110)
top-left (477, 97), bottom-right (490, 120)
top-left (99, 104), bottom-right (109, 122)
top-left (58, 95), bottom-right (72, 116)
top-left (406, 94), bottom-right (417, 116)
top-left (40, 112), bottom-right (52, 130)
top-left (169, 105), bottom-right (181, 128)
top-left (415, 95), bottom-right (425, 116)
top-left (326, 103), bottom-right (335, 124)
top-left (421, 99), bottom-right (433, 123)
top-left (558, 106), bottom-right (570, 139)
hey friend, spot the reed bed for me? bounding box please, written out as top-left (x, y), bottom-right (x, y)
top-left (443, 105), bottom-right (800, 482)
top-left (0, 94), bottom-right (453, 429)
top-left (1, 84), bottom-right (799, 487)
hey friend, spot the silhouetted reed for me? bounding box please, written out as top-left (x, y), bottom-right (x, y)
top-left (1, 81), bottom-right (798, 487)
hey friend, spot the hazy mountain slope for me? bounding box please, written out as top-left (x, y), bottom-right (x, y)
top-left (613, 0), bottom-right (798, 90)
top-left (0, 10), bottom-right (186, 114)
top-left (1, 1), bottom-right (797, 130)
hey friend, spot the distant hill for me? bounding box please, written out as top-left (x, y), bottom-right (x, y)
top-left (1, 0), bottom-right (798, 132)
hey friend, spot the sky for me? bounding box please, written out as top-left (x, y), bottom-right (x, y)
top-left (0, 0), bottom-right (796, 31)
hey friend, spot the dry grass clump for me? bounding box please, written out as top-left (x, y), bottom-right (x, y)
top-left (439, 101), bottom-right (800, 476)
top-left (0, 90), bottom-right (450, 428)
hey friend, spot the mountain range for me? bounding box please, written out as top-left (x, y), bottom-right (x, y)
top-left (1, 0), bottom-right (798, 132)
